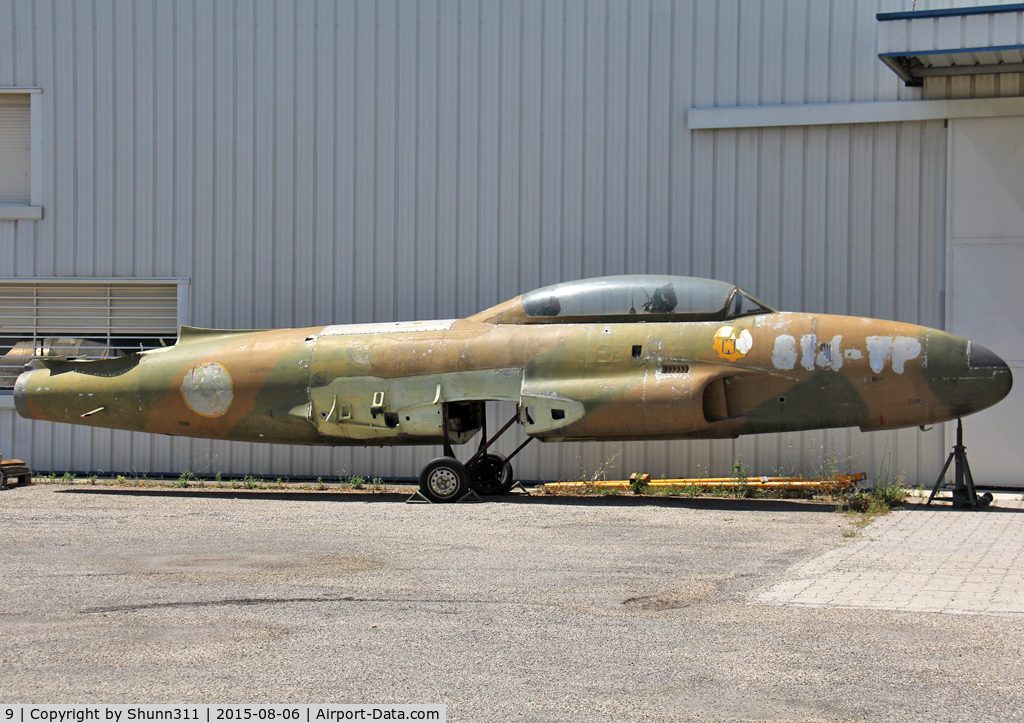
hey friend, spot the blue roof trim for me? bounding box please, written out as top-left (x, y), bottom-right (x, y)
top-left (878, 4), bottom-right (1024, 21)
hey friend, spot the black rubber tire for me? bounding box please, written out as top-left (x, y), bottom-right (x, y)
top-left (468, 452), bottom-right (514, 496)
top-left (419, 457), bottom-right (471, 503)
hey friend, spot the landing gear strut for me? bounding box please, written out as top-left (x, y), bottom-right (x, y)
top-left (417, 402), bottom-right (533, 503)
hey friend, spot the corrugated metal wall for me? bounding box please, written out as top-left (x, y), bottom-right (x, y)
top-left (0, 0), bottom-right (1011, 483)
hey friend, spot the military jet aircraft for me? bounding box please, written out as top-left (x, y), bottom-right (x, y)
top-left (13, 275), bottom-right (1013, 502)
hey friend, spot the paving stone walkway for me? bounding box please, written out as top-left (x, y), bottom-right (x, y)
top-left (758, 495), bottom-right (1024, 617)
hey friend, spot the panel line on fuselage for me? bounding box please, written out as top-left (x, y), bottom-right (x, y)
top-left (319, 320), bottom-right (458, 336)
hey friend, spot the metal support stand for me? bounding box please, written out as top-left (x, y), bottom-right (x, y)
top-left (406, 488), bottom-right (484, 504)
top-left (927, 419), bottom-right (992, 509)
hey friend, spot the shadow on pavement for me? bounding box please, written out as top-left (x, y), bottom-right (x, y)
top-left (56, 487), bottom-right (409, 504)
top-left (56, 486), bottom-right (841, 513)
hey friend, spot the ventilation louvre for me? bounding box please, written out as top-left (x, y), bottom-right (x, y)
top-left (660, 363), bottom-right (690, 374)
top-left (0, 281), bottom-right (181, 391)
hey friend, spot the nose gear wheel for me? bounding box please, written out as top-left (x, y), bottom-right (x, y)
top-left (419, 457), bottom-right (470, 503)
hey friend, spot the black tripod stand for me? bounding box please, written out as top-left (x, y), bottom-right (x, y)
top-left (927, 419), bottom-right (992, 509)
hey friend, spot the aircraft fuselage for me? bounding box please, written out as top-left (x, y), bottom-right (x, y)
top-left (14, 311), bottom-right (1011, 446)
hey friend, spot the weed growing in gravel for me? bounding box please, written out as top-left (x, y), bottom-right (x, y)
top-left (334, 469), bottom-right (354, 488)
top-left (820, 432), bottom-right (840, 481)
top-left (350, 475), bottom-right (366, 490)
top-left (61, 472), bottom-right (75, 483)
top-left (774, 432), bottom-right (863, 482)
top-left (575, 478), bottom-right (597, 495)
top-left (242, 475), bottom-right (260, 489)
top-left (175, 471), bottom-right (196, 488)
top-left (835, 475), bottom-right (907, 516)
top-left (114, 470), bottom-right (147, 486)
top-left (629, 473), bottom-right (650, 496)
top-left (584, 450), bottom-right (623, 483)
top-left (316, 477), bottom-right (329, 491)
top-left (730, 455), bottom-right (751, 498)
top-left (861, 448), bottom-right (907, 513)
top-left (646, 483), bottom-right (702, 498)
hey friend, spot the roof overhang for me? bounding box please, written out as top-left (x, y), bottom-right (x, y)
top-left (877, 4), bottom-right (1024, 87)
top-left (880, 44), bottom-right (1024, 87)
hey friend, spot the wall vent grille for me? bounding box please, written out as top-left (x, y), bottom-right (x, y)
top-left (0, 280), bottom-right (181, 391)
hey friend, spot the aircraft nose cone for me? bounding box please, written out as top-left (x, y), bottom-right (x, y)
top-left (926, 336), bottom-right (1013, 418)
top-left (967, 341), bottom-right (1013, 409)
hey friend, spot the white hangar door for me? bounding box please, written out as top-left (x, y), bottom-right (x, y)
top-left (947, 117), bottom-right (1024, 487)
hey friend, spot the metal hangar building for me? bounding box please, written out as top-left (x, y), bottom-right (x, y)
top-left (0, 0), bottom-right (1021, 485)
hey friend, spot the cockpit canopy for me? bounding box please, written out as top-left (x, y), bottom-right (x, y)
top-left (475, 275), bottom-right (775, 324)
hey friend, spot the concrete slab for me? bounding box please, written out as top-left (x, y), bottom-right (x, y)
top-left (759, 495), bottom-right (1024, 617)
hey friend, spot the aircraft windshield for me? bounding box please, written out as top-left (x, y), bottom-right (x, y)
top-left (519, 275), bottom-right (773, 322)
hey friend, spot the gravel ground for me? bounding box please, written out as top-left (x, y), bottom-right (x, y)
top-left (1, 483), bottom-right (1023, 722)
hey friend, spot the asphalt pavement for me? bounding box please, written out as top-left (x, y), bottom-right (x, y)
top-left (1, 483), bottom-right (1023, 722)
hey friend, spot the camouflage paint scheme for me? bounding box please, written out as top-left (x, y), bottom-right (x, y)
top-left (13, 276), bottom-right (1013, 454)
